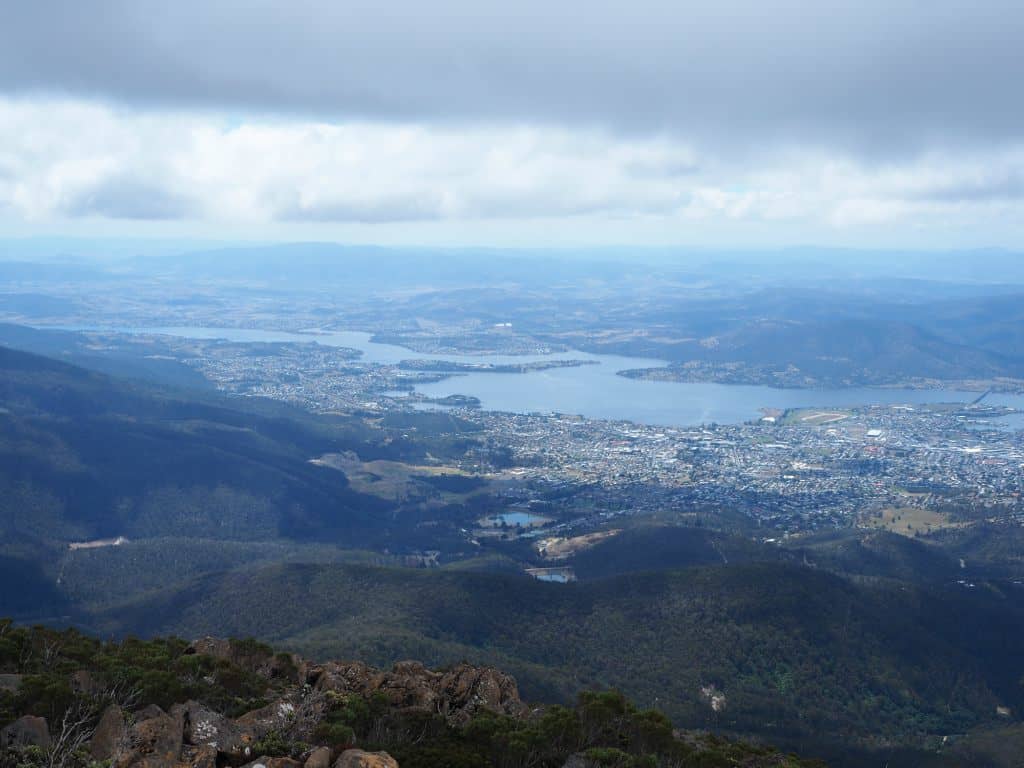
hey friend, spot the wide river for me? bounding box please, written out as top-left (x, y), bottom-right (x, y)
top-left (114, 326), bottom-right (1024, 427)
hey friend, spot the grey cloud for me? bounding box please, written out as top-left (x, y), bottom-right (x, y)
top-left (917, 172), bottom-right (1024, 202)
top-left (277, 195), bottom-right (445, 223)
top-left (275, 192), bottom-right (672, 223)
top-left (461, 190), bottom-right (686, 220)
top-left (2, 0), bottom-right (1023, 157)
top-left (624, 158), bottom-right (700, 179)
top-left (61, 176), bottom-right (195, 220)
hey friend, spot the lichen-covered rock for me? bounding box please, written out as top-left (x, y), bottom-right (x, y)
top-left (235, 697), bottom-right (299, 741)
top-left (1, 715), bottom-right (50, 749)
top-left (234, 691), bottom-right (323, 744)
top-left (135, 704), bottom-right (169, 722)
top-left (181, 744), bottom-right (218, 768)
top-left (438, 663), bottom-right (526, 725)
top-left (304, 746), bottom-right (333, 768)
top-left (113, 704), bottom-right (183, 768)
top-left (182, 699), bottom-right (245, 752)
top-left (91, 704), bottom-right (126, 760)
top-left (241, 757), bottom-right (303, 768)
top-left (374, 661), bottom-right (440, 710)
top-left (311, 658), bottom-right (524, 726)
top-left (310, 661), bottom-right (384, 696)
top-left (332, 749), bottom-right (399, 768)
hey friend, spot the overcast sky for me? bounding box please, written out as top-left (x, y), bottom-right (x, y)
top-left (1, 0), bottom-right (1023, 247)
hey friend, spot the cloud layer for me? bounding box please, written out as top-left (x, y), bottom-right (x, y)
top-left (3, 0), bottom-right (1022, 156)
top-left (1, 3), bottom-right (1022, 245)
top-left (2, 98), bottom-right (1024, 242)
top-left (0, 99), bottom-right (700, 224)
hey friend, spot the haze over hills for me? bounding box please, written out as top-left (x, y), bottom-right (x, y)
top-left (4, 242), bottom-right (1024, 389)
top-left (617, 317), bottom-right (1024, 386)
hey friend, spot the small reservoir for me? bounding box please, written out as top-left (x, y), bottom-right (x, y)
top-left (479, 511), bottom-right (552, 528)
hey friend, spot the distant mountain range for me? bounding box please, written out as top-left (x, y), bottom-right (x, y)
top-left (4, 242), bottom-right (1024, 388)
top-left (639, 316), bottom-right (1024, 382)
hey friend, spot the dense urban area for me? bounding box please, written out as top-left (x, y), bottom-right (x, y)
top-left (69, 327), bottom-right (1024, 553)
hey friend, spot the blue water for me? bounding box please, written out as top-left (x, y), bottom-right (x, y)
top-left (75, 326), bottom-right (1024, 427)
top-left (533, 573), bottom-right (571, 583)
top-left (490, 512), bottom-right (550, 527)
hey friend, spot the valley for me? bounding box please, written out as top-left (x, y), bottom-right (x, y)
top-left (3, 247), bottom-right (1024, 766)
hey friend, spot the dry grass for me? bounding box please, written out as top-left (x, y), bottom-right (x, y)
top-left (310, 452), bottom-right (478, 501)
top-left (537, 529), bottom-right (621, 559)
top-left (861, 506), bottom-right (967, 537)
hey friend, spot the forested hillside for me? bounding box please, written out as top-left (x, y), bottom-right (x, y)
top-left (93, 560), bottom-right (1024, 764)
top-left (0, 622), bottom-right (825, 768)
top-left (0, 344), bottom-right (476, 557)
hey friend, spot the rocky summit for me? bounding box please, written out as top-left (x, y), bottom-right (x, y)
top-left (76, 638), bottom-right (525, 768)
top-left (0, 623), bottom-right (825, 768)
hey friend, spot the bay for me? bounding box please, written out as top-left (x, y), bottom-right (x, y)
top-left (90, 326), bottom-right (1024, 427)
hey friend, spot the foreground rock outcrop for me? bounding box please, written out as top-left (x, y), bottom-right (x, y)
top-left (61, 639), bottom-right (524, 768)
top-left (0, 626), bottom-right (828, 768)
top-left (304, 658), bottom-right (526, 726)
top-left (332, 749), bottom-right (399, 768)
top-left (1, 716), bottom-right (50, 750)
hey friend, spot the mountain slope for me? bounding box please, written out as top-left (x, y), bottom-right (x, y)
top-left (0, 322), bottom-right (214, 389)
top-left (636, 317), bottom-right (1024, 382)
top-left (566, 524), bottom-right (791, 580)
top-left (95, 560), bottom-right (1024, 763)
top-left (0, 345), bottom-right (401, 550)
